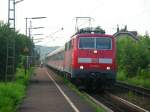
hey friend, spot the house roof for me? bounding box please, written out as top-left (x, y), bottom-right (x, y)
top-left (113, 31), bottom-right (139, 40)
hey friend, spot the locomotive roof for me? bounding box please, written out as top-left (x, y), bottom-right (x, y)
top-left (46, 46), bottom-right (65, 57)
top-left (71, 33), bottom-right (114, 38)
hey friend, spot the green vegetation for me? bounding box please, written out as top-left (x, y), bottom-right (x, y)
top-left (117, 36), bottom-right (150, 89)
top-left (0, 22), bottom-right (34, 111)
top-left (0, 68), bottom-right (32, 112)
top-left (0, 22), bottom-right (34, 80)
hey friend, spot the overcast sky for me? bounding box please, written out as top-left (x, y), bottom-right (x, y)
top-left (0, 0), bottom-right (150, 46)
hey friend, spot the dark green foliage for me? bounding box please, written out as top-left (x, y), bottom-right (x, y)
top-left (0, 23), bottom-right (16, 80)
top-left (15, 34), bottom-right (34, 67)
top-left (117, 36), bottom-right (150, 77)
top-left (94, 26), bottom-right (105, 34)
top-left (117, 36), bottom-right (150, 88)
top-left (0, 22), bottom-right (33, 80)
top-left (0, 83), bottom-right (25, 105)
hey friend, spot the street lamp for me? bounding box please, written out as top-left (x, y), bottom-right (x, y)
top-left (25, 17), bottom-right (47, 36)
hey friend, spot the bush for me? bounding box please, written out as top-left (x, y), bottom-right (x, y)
top-left (0, 83), bottom-right (25, 103)
top-left (117, 37), bottom-right (150, 77)
top-left (0, 68), bottom-right (32, 112)
top-left (0, 96), bottom-right (14, 112)
top-left (0, 83), bottom-right (25, 112)
top-left (117, 36), bottom-right (150, 88)
top-left (117, 70), bottom-right (127, 81)
top-left (15, 68), bottom-right (31, 85)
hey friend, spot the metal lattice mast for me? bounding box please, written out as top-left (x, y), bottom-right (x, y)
top-left (8, 0), bottom-right (15, 29)
top-left (6, 0), bottom-right (16, 81)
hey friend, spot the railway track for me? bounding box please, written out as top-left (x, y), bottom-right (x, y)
top-left (86, 91), bottom-right (149, 112)
top-left (48, 67), bottom-right (150, 111)
top-left (115, 81), bottom-right (150, 98)
top-left (83, 81), bottom-right (150, 112)
top-left (107, 81), bottom-right (150, 111)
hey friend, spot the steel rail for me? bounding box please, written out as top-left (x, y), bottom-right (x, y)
top-left (84, 92), bottom-right (114, 112)
top-left (116, 81), bottom-right (150, 97)
top-left (105, 92), bottom-right (149, 112)
top-left (86, 91), bottom-right (149, 112)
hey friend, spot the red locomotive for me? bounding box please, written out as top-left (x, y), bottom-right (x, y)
top-left (46, 28), bottom-right (116, 89)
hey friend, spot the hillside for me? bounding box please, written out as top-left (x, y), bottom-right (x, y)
top-left (35, 45), bottom-right (59, 60)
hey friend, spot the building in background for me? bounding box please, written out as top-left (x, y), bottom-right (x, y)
top-left (113, 25), bottom-right (139, 41)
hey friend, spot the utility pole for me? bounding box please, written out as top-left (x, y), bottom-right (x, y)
top-left (24, 17), bottom-right (47, 66)
top-left (25, 17), bottom-right (47, 36)
top-left (29, 20), bottom-right (32, 40)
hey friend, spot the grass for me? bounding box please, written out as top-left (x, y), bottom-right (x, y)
top-left (62, 77), bottom-right (106, 112)
top-left (117, 70), bottom-right (150, 89)
top-left (0, 67), bottom-right (33, 112)
top-left (15, 68), bottom-right (32, 85)
top-left (0, 83), bottom-right (25, 112)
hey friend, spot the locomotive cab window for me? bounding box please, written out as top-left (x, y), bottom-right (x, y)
top-left (96, 38), bottom-right (112, 50)
top-left (79, 38), bottom-right (95, 49)
top-left (79, 37), bottom-right (112, 50)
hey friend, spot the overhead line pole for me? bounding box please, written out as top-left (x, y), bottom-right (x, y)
top-left (6, 0), bottom-right (24, 81)
top-left (25, 17), bottom-right (47, 36)
top-left (24, 17), bottom-right (47, 66)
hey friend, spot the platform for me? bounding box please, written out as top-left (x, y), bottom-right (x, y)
top-left (18, 67), bottom-right (96, 112)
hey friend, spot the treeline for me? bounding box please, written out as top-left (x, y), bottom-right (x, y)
top-left (0, 22), bottom-right (34, 80)
top-left (117, 36), bottom-right (150, 78)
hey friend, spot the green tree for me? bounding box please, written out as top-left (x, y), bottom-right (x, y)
top-left (117, 36), bottom-right (150, 77)
top-left (0, 22), bottom-right (33, 80)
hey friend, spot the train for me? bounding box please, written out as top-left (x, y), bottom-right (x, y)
top-left (45, 29), bottom-right (117, 89)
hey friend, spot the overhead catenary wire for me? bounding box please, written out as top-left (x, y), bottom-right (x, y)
top-left (36, 0), bottom-right (102, 46)
top-left (34, 27), bottom-right (65, 45)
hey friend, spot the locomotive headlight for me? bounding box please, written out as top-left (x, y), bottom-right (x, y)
top-left (80, 66), bottom-right (84, 70)
top-left (93, 50), bottom-right (97, 54)
top-left (106, 66), bottom-right (110, 70)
